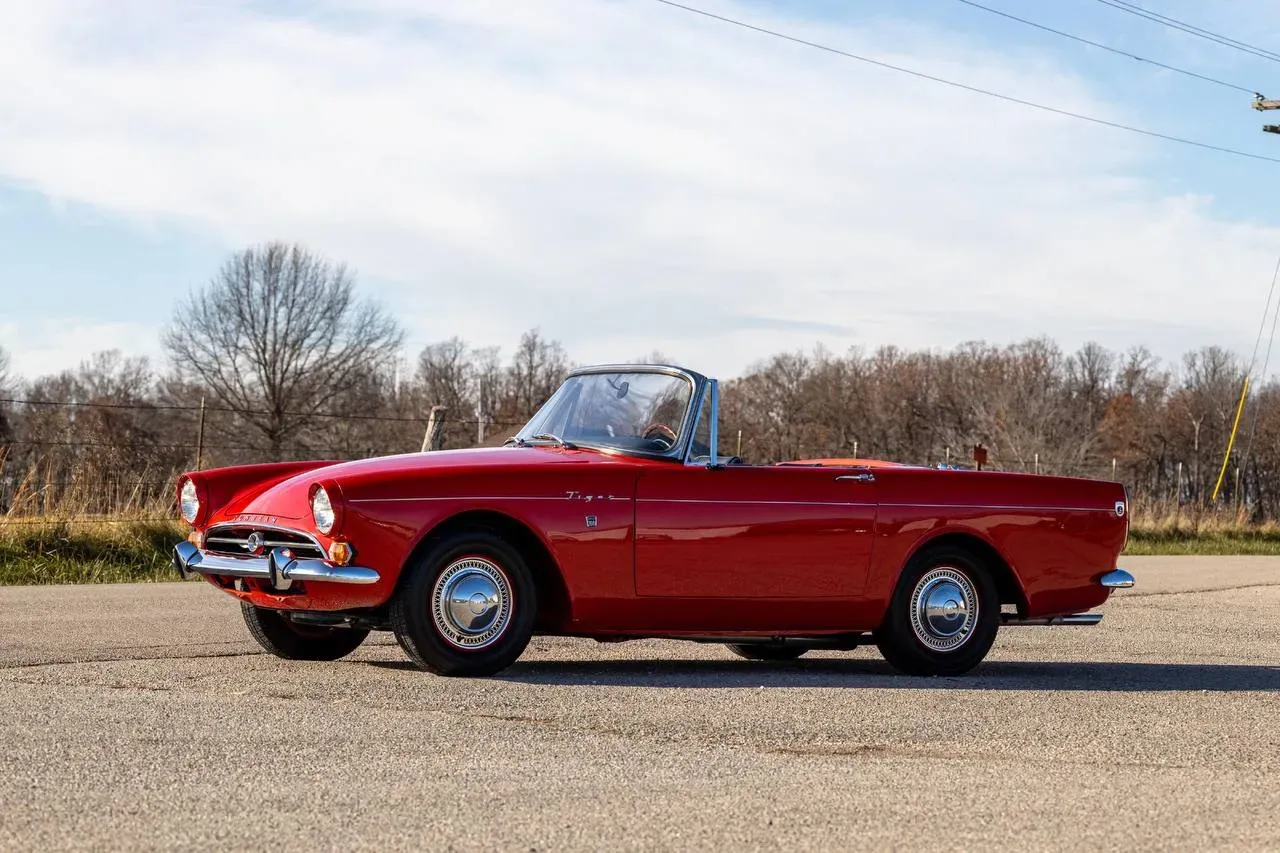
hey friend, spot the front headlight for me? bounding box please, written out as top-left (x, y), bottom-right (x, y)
top-left (179, 479), bottom-right (200, 524)
top-left (311, 486), bottom-right (336, 534)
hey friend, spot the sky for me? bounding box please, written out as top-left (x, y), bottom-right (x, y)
top-left (4, 0), bottom-right (1280, 381)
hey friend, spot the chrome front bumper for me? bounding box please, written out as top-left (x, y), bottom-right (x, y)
top-left (173, 541), bottom-right (380, 592)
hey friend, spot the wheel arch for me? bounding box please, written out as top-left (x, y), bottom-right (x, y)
top-left (901, 529), bottom-right (1029, 617)
top-left (400, 509), bottom-right (573, 631)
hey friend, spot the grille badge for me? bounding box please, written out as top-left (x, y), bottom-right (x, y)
top-left (245, 532), bottom-right (266, 555)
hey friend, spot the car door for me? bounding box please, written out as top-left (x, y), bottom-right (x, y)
top-left (634, 464), bottom-right (877, 599)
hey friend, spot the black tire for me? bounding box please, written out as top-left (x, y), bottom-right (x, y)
top-left (874, 545), bottom-right (999, 677)
top-left (725, 642), bottom-right (809, 661)
top-left (390, 529), bottom-right (537, 676)
top-left (241, 603), bottom-right (370, 661)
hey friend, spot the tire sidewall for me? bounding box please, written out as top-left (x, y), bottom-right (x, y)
top-left (241, 603), bottom-right (370, 660)
top-left (393, 530), bottom-right (537, 676)
top-left (878, 546), bottom-right (999, 676)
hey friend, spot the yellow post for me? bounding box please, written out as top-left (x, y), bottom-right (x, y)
top-left (1210, 377), bottom-right (1250, 503)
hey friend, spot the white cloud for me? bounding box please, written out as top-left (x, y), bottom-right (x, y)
top-left (0, 0), bottom-right (1277, 379)
top-left (0, 319), bottom-right (164, 380)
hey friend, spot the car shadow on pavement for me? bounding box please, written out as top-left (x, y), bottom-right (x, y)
top-left (488, 659), bottom-right (1280, 692)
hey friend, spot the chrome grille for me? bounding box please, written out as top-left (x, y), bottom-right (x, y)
top-left (204, 525), bottom-right (325, 560)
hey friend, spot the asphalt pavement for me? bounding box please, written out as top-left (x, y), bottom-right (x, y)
top-left (0, 555), bottom-right (1277, 851)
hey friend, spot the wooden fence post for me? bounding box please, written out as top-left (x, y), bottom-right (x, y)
top-left (422, 406), bottom-right (448, 452)
top-left (195, 396), bottom-right (207, 470)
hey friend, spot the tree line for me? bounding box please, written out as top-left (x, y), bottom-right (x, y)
top-left (0, 242), bottom-right (1276, 519)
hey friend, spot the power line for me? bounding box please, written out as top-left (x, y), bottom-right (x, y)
top-left (0, 398), bottom-right (199, 413)
top-left (0, 516), bottom-right (179, 527)
top-left (952, 0), bottom-right (1258, 94)
top-left (2, 479), bottom-right (177, 486)
top-left (648, 0), bottom-right (1280, 164)
top-left (0, 397), bottom-right (489, 425)
top-left (1238, 254), bottom-right (1280, 480)
top-left (1092, 0), bottom-right (1280, 65)
top-left (2, 439), bottom-right (256, 451)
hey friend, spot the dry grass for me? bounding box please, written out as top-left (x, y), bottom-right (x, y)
top-left (1124, 498), bottom-right (1280, 555)
top-left (0, 452), bottom-right (187, 584)
top-left (0, 516), bottom-right (188, 585)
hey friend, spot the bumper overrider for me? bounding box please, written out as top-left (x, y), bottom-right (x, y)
top-left (172, 541), bottom-right (380, 592)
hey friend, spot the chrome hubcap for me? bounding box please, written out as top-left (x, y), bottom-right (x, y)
top-left (431, 557), bottom-right (513, 650)
top-left (909, 567), bottom-right (978, 652)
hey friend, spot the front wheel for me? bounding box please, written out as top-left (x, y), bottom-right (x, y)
top-left (241, 603), bottom-right (370, 660)
top-left (874, 546), bottom-right (999, 677)
top-left (390, 530), bottom-right (537, 676)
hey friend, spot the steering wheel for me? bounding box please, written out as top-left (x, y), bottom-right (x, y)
top-left (641, 423), bottom-right (678, 450)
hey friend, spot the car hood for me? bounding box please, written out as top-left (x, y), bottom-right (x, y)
top-left (211, 446), bottom-right (632, 525)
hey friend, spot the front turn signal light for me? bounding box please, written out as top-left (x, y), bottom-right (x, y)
top-left (328, 541), bottom-right (354, 565)
top-left (187, 531), bottom-right (202, 548)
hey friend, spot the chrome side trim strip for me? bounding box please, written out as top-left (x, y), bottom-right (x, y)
top-left (1002, 613), bottom-right (1103, 626)
top-left (350, 497), bottom-right (1117, 513)
top-left (349, 496), bottom-right (588, 504)
top-left (637, 498), bottom-right (877, 508)
top-left (881, 502), bottom-right (1121, 513)
top-left (173, 541), bottom-right (380, 589)
top-left (1100, 568), bottom-right (1135, 588)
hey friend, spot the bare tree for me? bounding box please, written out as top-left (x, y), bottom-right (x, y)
top-left (508, 329), bottom-right (568, 419)
top-left (417, 337), bottom-right (477, 448)
top-left (418, 338), bottom-right (474, 413)
top-left (0, 344), bottom-right (12, 448)
top-left (163, 243), bottom-right (404, 458)
top-left (472, 346), bottom-right (503, 426)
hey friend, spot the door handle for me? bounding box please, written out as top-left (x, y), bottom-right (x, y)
top-left (836, 472), bottom-right (875, 483)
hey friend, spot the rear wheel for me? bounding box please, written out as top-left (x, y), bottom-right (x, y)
top-left (725, 642), bottom-right (809, 661)
top-left (874, 546), bottom-right (999, 677)
top-left (241, 603), bottom-right (369, 661)
top-left (390, 530), bottom-right (536, 676)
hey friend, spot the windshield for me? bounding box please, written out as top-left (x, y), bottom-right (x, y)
top-left (515, 371), bottom-right (695, 457)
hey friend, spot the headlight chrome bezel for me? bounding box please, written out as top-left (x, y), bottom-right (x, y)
top-left (179, 478), bottom-right (201, 525)
top-left (311, 484), bottom-right (338, 535)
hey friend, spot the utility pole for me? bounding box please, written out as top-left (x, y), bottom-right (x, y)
top-left (1252, 94), bottom-right (1280, 133)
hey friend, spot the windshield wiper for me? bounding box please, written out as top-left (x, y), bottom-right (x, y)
top-left (531, 432), bottom-right (577, 449)
top-left (504, 433), bottom-right (577, 449)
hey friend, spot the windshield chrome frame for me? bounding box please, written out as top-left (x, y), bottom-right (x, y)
top-left (679, 377), bottom-right (724, 467)
top-left (524, 364), bottom-right (709, 463)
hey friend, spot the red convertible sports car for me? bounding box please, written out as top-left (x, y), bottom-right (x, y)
top-left (173, 364), bottom-right (1134, 677)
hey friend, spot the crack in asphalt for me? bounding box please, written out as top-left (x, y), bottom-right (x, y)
top-left (0, 649), bottom-right (266, 671)
top-left (0, 675), bottom-right (1214, 772)
top-left (1117, 581), bottom-right (1280, 599)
